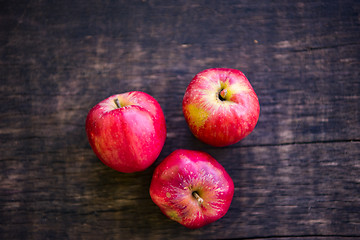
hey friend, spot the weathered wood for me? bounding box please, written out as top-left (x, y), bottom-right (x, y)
top-left (1, 0), bottom-right (360, 239)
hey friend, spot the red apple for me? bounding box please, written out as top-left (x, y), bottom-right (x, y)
top-left (86, 91), bottom-right (166, 173)
top-left (183, 68), bottom-right (260, 147)
top-left (149, 149), bottom-right (234, 229)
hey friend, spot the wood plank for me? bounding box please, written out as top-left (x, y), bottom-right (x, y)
top-left (241, 238), bottom-right (360, 240)
top-left (1, 142), bottom-right (359, 239)
top-left (1, 1), bottom-right (359, 148)
top-left (1, 0), bottom-right (359, 239)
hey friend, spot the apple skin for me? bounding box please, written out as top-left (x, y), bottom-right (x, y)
top-left (183, 68), bottom-right (260, 147)
top-left (149, 149), bottom-right (234, 229)
top-left (86, 91), bottom-right (166, 173)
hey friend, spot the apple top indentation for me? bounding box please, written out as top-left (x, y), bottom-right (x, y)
top-left (114, 98), bottom-right (122, 108)
top-left (219, 88), bottom-right (228, 101)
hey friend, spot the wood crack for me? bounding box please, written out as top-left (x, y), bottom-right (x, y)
top-left (227, 139), bottom-right (360, 149)
top-left (234, 234), bottom-right (360, 240)
top-left (291, 42), bottom-right (360, 53)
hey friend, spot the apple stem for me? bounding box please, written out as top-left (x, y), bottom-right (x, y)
top-left (192, 191), bottom-right (204, 204)
top-left (114, 98), bottom-right (122, 108)
top-left (219, 89), bottom-right (227, 101)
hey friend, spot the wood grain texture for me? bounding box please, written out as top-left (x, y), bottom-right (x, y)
top-left (1, 0), bottom-right (360, 239)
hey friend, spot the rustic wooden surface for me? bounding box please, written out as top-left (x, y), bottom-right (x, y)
top-left (1, 0), bottom-right (360, 239)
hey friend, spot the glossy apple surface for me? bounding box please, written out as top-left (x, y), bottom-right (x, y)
top-left (183, 68), bottom-right (260, 147)
top-left (149, 149), bottom-right (234, 229)
top-left (86, 91), bottom-right (166, 173)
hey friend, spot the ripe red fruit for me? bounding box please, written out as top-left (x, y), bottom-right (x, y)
top-left (183, 68), bottom-right (260, 147)
top-left (86, 91), bottom-right (166, 173)
top-left (149, 149), bottom-right (234, 229)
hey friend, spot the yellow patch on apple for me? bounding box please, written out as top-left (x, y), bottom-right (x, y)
top-left (184, 104), bottom-right (209, 129)
top-left (165, 209), bottom-right (181, 222)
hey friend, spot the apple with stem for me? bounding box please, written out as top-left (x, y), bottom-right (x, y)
top-left (86, 91), bottom-right (166, 173)
top-left (183, 68), bottom-right (260, 147)
top-left (149, 149), bottom-right (234, 229)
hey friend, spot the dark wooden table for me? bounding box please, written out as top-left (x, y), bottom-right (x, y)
top-left (1, 0), bottom-right (360, 239)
